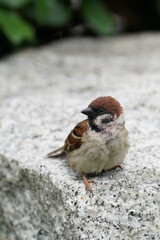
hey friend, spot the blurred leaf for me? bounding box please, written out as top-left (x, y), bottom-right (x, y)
top-left (0, 0), bottom-right (31, 8)
top-left (81, 0), bottom-right (115, 35)
top-left (35, 0), bottom-right (55, 25)
top-left (0, 9), bottom-right (35, 45)
top-left (46, 0), bottom-right (71, 26)
top-left (31, 0), bottom-right (72, 27)
top-left (35, 0), bottom-right (71, 27)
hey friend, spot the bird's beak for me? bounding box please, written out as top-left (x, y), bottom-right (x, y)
top-left (81, 107), bottom-right (94, 116)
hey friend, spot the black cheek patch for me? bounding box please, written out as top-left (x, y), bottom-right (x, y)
top-left (101, 118), bottom-right (112, 124)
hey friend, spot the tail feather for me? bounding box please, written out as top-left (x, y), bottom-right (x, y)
top-left (46, 146), bottom-right (64, 158)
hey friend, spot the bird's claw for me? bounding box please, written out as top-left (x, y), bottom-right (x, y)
top-left (81, 174), bottom-right (96, 195)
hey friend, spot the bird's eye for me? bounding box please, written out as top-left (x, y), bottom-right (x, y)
top-left (98, 108), bottom-right (105, 115)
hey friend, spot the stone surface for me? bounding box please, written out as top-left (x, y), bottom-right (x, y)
top-left (0, 33), bottom-right (160, 240)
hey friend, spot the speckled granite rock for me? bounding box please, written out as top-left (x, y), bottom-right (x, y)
top-left (0, 34), bottom-right (160, 240)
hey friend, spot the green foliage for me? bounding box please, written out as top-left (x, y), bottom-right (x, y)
top-left (1, 0), bottom-right (159, 57)
top-left (34, 0), bottom-right (71, 26)
top-left (0, 0), bottom-right (31, 8)
top-left (0, 0), bottom-right (73, 55)
top-left (0, 0), bottom-right (116, 53)
top-left (35, 0), bottom-right (56, 25)
top-left (0, 9), bottom-right (35, 45)
top-left (81, 0), bottom-right (115, 35)
top-left (44, 0), bottom-right (71, 26)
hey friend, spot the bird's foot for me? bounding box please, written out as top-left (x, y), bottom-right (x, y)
top-left (114, 164), bottom-right (124, 170)
top-left (88, 180), bottom-right (95, 184)
top-left (81, 174), bottom-right (95, 194)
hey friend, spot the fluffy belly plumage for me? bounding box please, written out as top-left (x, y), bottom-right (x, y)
top-left (67, 130), bottom-right (129, 174)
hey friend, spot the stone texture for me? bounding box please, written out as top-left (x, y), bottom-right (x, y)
top-left (0, 33), bottom-right (160, 240)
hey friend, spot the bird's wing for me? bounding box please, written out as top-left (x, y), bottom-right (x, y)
top-left (64, 119), bottom-right (89, 151)
top-left (47, 119), bottom-right (88, 157)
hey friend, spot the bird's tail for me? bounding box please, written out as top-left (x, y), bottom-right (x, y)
top-left (46, 146), bottom-right (64, 158)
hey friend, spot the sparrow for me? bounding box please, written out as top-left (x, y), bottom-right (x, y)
top-left (47, 96), bottom-right (129, 193)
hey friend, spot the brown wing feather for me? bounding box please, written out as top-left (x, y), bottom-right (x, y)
top-left (64, 119), bottom-right (88, 152)
top-left (47, 119), bottom-right (88, 158)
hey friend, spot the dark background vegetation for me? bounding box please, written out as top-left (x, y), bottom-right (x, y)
top-left (0, 0), bottom-right (160, 58)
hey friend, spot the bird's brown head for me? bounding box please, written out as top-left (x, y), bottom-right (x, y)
top-left (81, 96), bottom-right (123, 132)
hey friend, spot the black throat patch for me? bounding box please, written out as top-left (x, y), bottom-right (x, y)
top-left (88, 117), bottom-right (101, 133)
